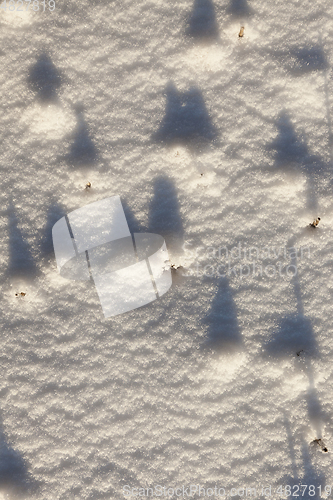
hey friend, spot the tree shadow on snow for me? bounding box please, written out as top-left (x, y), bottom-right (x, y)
top-left (39, 201), bottom-right (67, 262)
top-left (147, 176), bottom-right (184, 257)
top-left (226, 0), bottom-right (253, 19)
top-left (300, 441), bottom-right (326, 498)
top-left (264, 313), bottom-right (317, 358)
top-left (6, 201), bottom-right (38, 279)
top-left (281, 418), bottom-right (326, 497)
top-left (27, 52), bottom-right (62, 102)
top-left (66, 104), bottom-right (98, 167)
top-left (153, 82), bottom-right (218, 148)
top-left (273, 45), bottom-right (328, 76)
top-left (0, 418), bottom-right (38, 496)
top-left (121, 199), bottom-right (146, 235)
top-left (186, 0), bottom-right (219, 40)
top-left (264, 241), bottom-right (325, 436)
top-left (267, 111), bottom-right (327, 212)
top-left (283, 416), bottom-right (299, 484)
top-left (269, 112), bottom-right (308, 164)
top-left (264, 242), bottom-right (318, 359)
top-left (201, 278), bottom-right (242, 353)
top-left (304, 363), bottom-right (326, 439)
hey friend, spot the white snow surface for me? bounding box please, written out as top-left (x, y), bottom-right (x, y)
top-left (1, 0), bottom-right (333, 498)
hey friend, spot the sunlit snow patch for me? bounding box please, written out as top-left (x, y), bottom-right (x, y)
top-left (270, 174), bottom-right (306, 201)
top-left (0, 490), bottom-right (10, 500)
top-left (209, 351), bottom-right (247, 383)
top-left (0, 8), bottom-right (33, 27)
top-left (185, 45), bottom-right (231, 72)
top-left (20, 103), bottom-right (76, 142)
top-left (169, 144), bottom-right (192, 164)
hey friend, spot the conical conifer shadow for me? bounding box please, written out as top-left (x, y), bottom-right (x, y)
top-left (276, 46), bottom-right (329, 76)
top-left (264, 242), bottom-right (318, 358)
top-left (0, 416), bottom-right (38, 495)
top-left (202, 278), bottom-right (241, 353)
top-left (7, 201), bottom-right (37, 278)
top-left (186, 0), bottom-right (219, 40)
top-left (267, 111), bottom-right (327, 212)
top-left (269, 112), bottom-right (308, 165)
top-left (121, 199), bottom-right (146, 235)
top-left (27, 52), bottom-right (61, 101)
top-left (227, 0), bottom-right (252, 18)
top-left (147, 176), bottom-right (184, 257)
top-left (153, 83), bottom-right (217, 145)
top-left (67, 104), bottom-right (98, 167)
top-left (40, 201), bottom-right (67, 260)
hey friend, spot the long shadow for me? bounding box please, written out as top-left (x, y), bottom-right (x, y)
top-left (300, 440), bottom-right (326, 500)
top-left (27, 52), bottom-right (61, 102)
top-left (7, 201), bottom-right (37, 279)
top-left (147, 176), bottom-right (184, 257)
top-left (153, 82), bottom-right (217, 146)
top-left (267, 111), bottom-right (327, 212)
top-left (265, 314), bottom-right (316, 356)
top-left (265, 240), bottom-right (324, 437)
top-left (202, 277), bottom-right (241, 353)
top-left (273, 46), bottom-right (328, 76)
top-left (121, 198), bottom-right (147, 235)
top-left (281, 419), bottom-right (326, 497)
top-left (66, 104), bottom-right (98, 167)
top-left (264, 240), bottom-right (318, 358)
top-left (270, 43), bottom-right (332, 162)
top-left (39, 201), bottom-right (67, 261)
top-left (186, 0), bottom-right (219, 40)
top-left (283, 416), bottom-right (299, 486)
top-left (226, 0), bottom-right (253, 18)
top-left (324, 64), bottom-right (333, 155)
top-left (269, 112), bottom-right (308, 164)
top-left (0, 418), bottom-right (37, 495)
top-left (304, 363), bottom-right (325, 440)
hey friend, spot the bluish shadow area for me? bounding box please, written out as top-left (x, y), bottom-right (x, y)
top-left (202, 278), bottom-right (241, 353)
top-left (121, 199), bottom-right (146, 234)
top-left (306, 387), bottom-right (323, 439)
top-left (281, 419), bottom-right (326, 497)
top-left (269, 112), bottom-right (308, 164)
top-left (186, 0), bottom-right (219, 40)
top-left (305, 364), bottom-right (325, 439)
top-left (267, 111), bottom-right (326, 212)
top-left (66, 104), bottom-right (98, 167)
top-left (153, 82), bottom-right (217, 145)
top-left (0, 424), bottom-right (38, 494)
top-left (27, 52), bottom-right (61, 102)
top-left (226, 0), bottom-right (252, 18)
top-left (147, 176), bottom-right (184, 256)
top-left (299, 441), bottom-right (325, 500)
top-left (40, 202), bottom-right (67, 259)
top-left (265, 314), bottom-right (317, 357)
top-left (264, 241), bottom-right (318, 358)
top-left (275, 46), bottom-right (328, 76)
top-left (7, 201), bottom-right (37, 278)
top-left (283, 416), bottom-right (299, 484)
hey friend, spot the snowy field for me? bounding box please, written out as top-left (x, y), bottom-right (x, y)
top-left (1, 0), bottom-right (333, 498)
